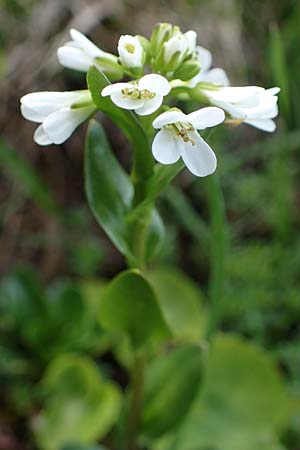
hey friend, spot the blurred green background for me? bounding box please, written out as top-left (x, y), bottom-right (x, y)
top-left (0, 1), bottom-right (300, 450)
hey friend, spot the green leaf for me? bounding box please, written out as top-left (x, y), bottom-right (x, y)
top-left (0, 270), bottom-right (103, 359)
top-left (160, 335), bottom-right (289, 450)
top-left (140, 345), bottom-right (203, 438)
top-left (99, 270), bottom-right (170, 349)
top-left (164, 184), bottom-right (210, 249)
top-left (32, 355), bottom-right (121, 450)
top-left (0, 136), bottom-right (61, 216)
top-left (61, 445), bottom-right (107, 450)
top-left (87, 66), bottom-right (153, 183)
top-left (85, 120), bottom-right (135, 263)
top-left (269, 25), bottom-right (290, 121)
top-left (147, 267), bottom-right (205, 341)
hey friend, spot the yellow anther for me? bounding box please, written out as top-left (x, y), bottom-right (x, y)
top-left (124, 43), bottom-right (136, 54)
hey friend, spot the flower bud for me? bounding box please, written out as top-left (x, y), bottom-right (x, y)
top-left (163, 33), bottom-right (188, 71)
top-left (118, 35), bottom-right (144, 75)
top-left (173, 59), bottom-right (201, 81)
top-left (150, 23), bottom-right (173, 56)
top-left (184, 30), bottom-right (197, 55)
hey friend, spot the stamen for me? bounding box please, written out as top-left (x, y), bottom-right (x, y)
top-left (124, 43), bottom-right (136, 54)
top-left (166, 122), bottom-right (196, 146)
top-left (121, 88), bottom-right (156, 101)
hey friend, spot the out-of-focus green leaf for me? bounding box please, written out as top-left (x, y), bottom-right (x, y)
top-left (0, 268), bottom-right (46, 325)
top-left (159, 335), bottom-right (289, 450)
top-left (32, 355), bottom-right (121, 450)
top-left (85, 120), bottom-right (135, 263)
top-left (61, 445), bottom-right (107, 450)
top-left (164, 184), bottom-right (210, 249)
top-left (147, 267), bottom-right (205, 341)
top-left (140, 345), bottom-right (203, 438)
top-left (99, 270), bottom-right (170, 349)
top-left (269, 25), bottom-right (290, 121)
top-left (0, 136), bottom-right (61, 216)
top-left (0, 270), bottom-right (104, 359)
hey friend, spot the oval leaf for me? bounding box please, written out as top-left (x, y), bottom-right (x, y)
top-left (99, 270), bottom-right (170, 349)
top-left (85, 120), bottom-right (135, 262)
top-left (161, 335), bottom-right (289, 450)
top-left (141, 345), bottom-right (203, 438)
top-left (32, 355), bottom-right (121, 450)
top-left (147, 267), bottom-right (205, 341)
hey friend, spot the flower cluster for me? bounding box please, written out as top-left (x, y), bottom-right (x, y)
top-left (20, 23), bottom-right (280, 177)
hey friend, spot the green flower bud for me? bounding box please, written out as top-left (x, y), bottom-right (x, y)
top-left (150, 23), bottom-right (173, 56)
top-left (173, 59), bottom-right (201, 81)
top-left (162, 33), bottom-right (189, 72)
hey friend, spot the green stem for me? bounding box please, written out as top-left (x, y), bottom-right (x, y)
top-left (126, 353), bottom-right (145, 450)
top-left (205, 170), bottom-right (229, 341)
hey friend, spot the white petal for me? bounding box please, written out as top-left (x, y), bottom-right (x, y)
top-left (185, 30), bottom-right (197, 53)
top-left (209, 99), bottom-right (246, 119)
top-left (57, 46), bottom-right (92, 72)
top-left (21, 104), bottom-right (45, 123)
top-left (34, 125), bottom-right (53, 146)
top-left (135, 96), bottom-right (163, 116)
top-left (153, 110), bottom-right (187, 129)
top-left (244, 119), bottom-right (277, 132)
top-left (101, 83), bottom-right (135, 97)
top-left (196, 46), bottom-right (212, 72)
top-left (202, 68), bottom-right (230, 87)
top-left (241, 95), bottom-right (278, 119)
top-left (138, 74), bottom-right (170, 96)
top-left (43, 105), bottom-right (95, 144)
top-left (206, 86), bottom-right (264, 103)
top-left (21, 92), bottom-right (81, 116)
top-left (164, 34), bottom-right (188, 63)
top-left (152, 129), bottom-right (181, 164)
top-left (118, 35), bottom-right (143, 68)
top-left (267, 87), bottom-right (280, 96)
top-left (187, 107), bottom-right (225, 130)
top-left (181, 131), bottom-right (217, 177)
top-left (70, 29), bottom-right (103, 59)
top-left (110, 91), bottom-right (144, 110)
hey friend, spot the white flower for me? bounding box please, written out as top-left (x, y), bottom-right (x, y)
top-left (152, 107), bottom-right (225, 176)
top-left (189, 46), bottom-right (230, 87)
top-left (101, 74), bottom-right (170, 116)
top-left (57, 29), bottom-right (119, 75)
top-left (163, 33), bottom-right (189, 66)
top-left (204, 86), bottom-right (280, 132)
top-left (118, 35), bottom-right (144, 70)
top-left (20, 91), bottom-right (96, 145)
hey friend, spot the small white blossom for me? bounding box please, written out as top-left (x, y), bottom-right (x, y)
top-left (101, 74), bottom-right (170, 116)
top-left (57, 29), bottom-right (118, 74)
top-left (163, 33), bottom-right (189, 65)
top-left (204, 86), bottom-right (280, 132)
top-left (152, 107), bottom-right (225, 177)
top-left (20, 91), bottom-right (96, 145)
top-left (189, 46), bottom-right (230, 87)
top-left (118, 35), bottom-right (144, 70)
